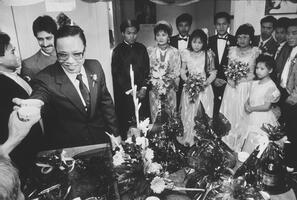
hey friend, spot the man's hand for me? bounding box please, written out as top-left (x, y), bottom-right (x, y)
top-left (286, 96), bottom-right (297, 106)
top-left (213, 78), bottom-right (226, 87)
top-left (12, 98), bottom-right (44, 107)
top-left (137, 87), bottom-right (147, 100)
top-left (0, 110), bottom-right (41, 157)
top-left (111, 135), bottom-right (122, 151)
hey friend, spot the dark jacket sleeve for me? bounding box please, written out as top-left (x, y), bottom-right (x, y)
top-left (111, 47), bottom-right (131, 92)
top-left (140, 46), bottom-right (150, 88)
top-left (97, 61), bottom-right (119, 136)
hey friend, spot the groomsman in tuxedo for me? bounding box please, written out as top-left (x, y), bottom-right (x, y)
top-left (170, 13), bottom-right (192, 109)
top-left (208, 12), bottom-right (236, 117)
top-left (21, 15), bottom-right (57, 81)
top-left (274, 17), bottom-right (290, 60)
top-left (0, 32), bottom-right (42, 176)
top-left (254, 16), bottom-right (278, 57)
top-left (275, 18), bottom-right (297, 169)
top-left (112, 20), bottom-right (150, 139)
top-left (15, 25), bottom-right (120, 150)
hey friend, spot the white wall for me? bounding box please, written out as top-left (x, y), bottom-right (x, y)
top-left (0, 1), bottom-right (114, 96)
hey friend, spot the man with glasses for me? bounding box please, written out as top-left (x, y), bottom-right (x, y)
top-left (15, 25), bottom-right (120, 150)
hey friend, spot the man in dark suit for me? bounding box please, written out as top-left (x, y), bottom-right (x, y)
top-left (0, 32), bottom-right (42, 177)
top-left (170, 13), bottom-right (192, 50)
top-left (170, 13), bottom-right (192, 109)
top-left (15, 25), bottom-right (120, 150)
top-left (275, 18), bottom-right (297, 169)
top-left (21, 15), bottom-right (57, 81)
top-left (274, 17), bottom-right (290, 60)
top-left (208, 12), bottom-right (236, 117)
top-left (112, 19), bottom-right (150, 139)
top-left (254, 16), bottom-right (278, 57)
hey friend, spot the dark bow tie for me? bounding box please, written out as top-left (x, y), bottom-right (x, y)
top-left (178, 37), bottom-right (188, 41)
top-left (218, 35), bottom-right (228, 40)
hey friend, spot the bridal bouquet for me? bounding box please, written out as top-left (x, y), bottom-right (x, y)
top-left (184, 73), bottom-right (206, 103)
top-left (149, 60), bottom-right (176, 96)
top-left (224, 60), bottom-right (249, 86)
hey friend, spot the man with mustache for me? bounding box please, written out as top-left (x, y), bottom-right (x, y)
top-left (21, 15), bottom-right (57, 82)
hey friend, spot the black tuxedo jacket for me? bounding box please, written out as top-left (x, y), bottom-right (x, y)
top-left (111, 42), bottom-right (150, 136)
top-left (254, 35), bottom-right (278, 57)
top-left (275, 43), bottom-right (292, 82)
top-left (0, 74), bottom-right (42, 172)
top-left (170, 34), bottom-right (191, 49)
top-left (208, 34), bottom-right (236, 80)
top-left (31, 59), bottom-right (118, 149)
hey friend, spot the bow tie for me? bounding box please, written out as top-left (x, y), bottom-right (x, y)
top-left (218, 35), bottom-right (228, 40)
top-left (178, 37), bottom-right (188, 41)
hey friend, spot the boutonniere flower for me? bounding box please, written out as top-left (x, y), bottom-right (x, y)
top-left (292, 57), bottom-right (297, 65)
top-left (226, 40), bottom-right (230, 46)
top-left (90, 74), bottom-right (97, 87)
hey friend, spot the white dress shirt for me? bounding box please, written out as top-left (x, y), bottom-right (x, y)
top-left (217, 34), bottom-right (228, 64)
top-left (0, 71), bottom-right (32, 95)
top-left (178, 35), bottom-right (189, 50)
top-left (280, 46), bottom-right (297, 88)
top-left (62, 66), bottom-right (90, 107)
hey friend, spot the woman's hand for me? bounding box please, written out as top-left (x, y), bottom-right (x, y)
top-left (227, 80), bottom-right (236, 88)
top-left (244, 100), bottom-right (253, 113)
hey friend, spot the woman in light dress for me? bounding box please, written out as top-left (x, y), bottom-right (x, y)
top-left (220, 24), bottom-right (261, 151)
top-left (147, 21), bottom-right (181, 123)
top-left (177, 29), bottom-right (217, 147)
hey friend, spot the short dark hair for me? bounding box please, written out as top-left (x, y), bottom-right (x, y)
top-left (120, 19), bottom-right (140, 33)
top-left (154, 23), bottom-right (172, 37)
top-left (260, 16), bottom-right (277, 28)
top-left (32, 15), bottom-right (57, 37)
top-left (236, 24), bottom-right (255, 43)
top-left (54, 25), bottom-right (86, 48)
top-left (287, 18), bottom-right (297, 29)
top-left (275, 17), bottom-right (290, 30)
top-left (214, 12), bottom-right (231, 24)
top-left (176, 13), bottom-right (192, 27)
top-left (256, 54), bottom-right (275, 71)
top-left (188, 29), bottom-right (207, 51)
top-left (0, 32), bottom-right (10, 56)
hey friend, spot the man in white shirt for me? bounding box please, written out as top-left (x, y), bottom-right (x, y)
top-left (276, 18), bottom-right (297, 169)
top-left (208, 12), bottom-right (236, 118)
top-left (170, 13), bottom-right (192, 109)
top-left (170, 13), bottom-right (192, 50)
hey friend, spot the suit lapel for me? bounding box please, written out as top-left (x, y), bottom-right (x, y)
top-left (84, 62), bottom-right (98, 118)
top-left (54, 63), bottom-right (88, 116)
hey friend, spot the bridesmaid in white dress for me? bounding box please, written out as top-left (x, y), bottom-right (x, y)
top-left (240, 55), bottom-right (280, 154)
top-left (177, 29), bottom-right (217, 146)
top-left (220, 24), bottom-right (261, 151)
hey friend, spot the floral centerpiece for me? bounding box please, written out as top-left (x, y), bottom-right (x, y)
top-left (224, 60), bottom-right (249, 86)
top-left (184, 73), bottom-right (206, 103)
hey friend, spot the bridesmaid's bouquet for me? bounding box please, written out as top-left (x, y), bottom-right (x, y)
top-left (224, 60), bottom-right (249, 86)
top-left (184, 73), bottom-right (206, 103)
